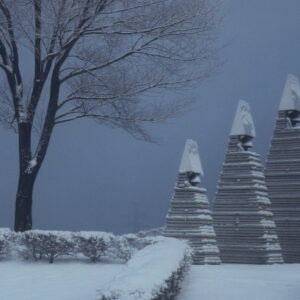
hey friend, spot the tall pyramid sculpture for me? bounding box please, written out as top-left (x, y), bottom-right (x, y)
top-left (164, 139), bottom-right (221, 265)
top-left (213, 100), bottom-right (283, 264)
top-left (265, 74), bottom-right (300, 262)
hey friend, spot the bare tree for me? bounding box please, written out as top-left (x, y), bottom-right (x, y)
top-left (0, 0), bottom-right (221, 232)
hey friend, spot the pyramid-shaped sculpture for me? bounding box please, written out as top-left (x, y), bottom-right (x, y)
top-left (265, 74), bottom-right (300, 263)
top-left (213, 100), bottom-right (283, 264)
top-left (164, 139), bottom-right (221, 265)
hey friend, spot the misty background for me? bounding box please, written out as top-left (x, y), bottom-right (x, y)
top-left (1, 0), bottom-right (300, 234)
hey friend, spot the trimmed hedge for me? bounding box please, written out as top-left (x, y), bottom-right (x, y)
top-left (0, 228), bottom-right (156, 263)
top-left (19, 230), bottom-right (75, 263)
top-left (99, 238), bottom-right (192, 300)
top-left (74, 231), bottom-right (114, 263)
top-left (0, 229), bottom-right (11, 259)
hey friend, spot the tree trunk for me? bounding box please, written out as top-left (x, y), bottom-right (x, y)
top-left (14, 172), bottom-right (36, 232)
top-left (14, 117), bottom-right (55, 231)
top-left (14, 122), bottom-right (36, 232)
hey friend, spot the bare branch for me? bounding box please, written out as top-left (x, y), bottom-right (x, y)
top-left (0, 0), bottom-right (221, 154)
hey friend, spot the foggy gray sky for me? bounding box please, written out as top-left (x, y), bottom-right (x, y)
top-left (1, 0), bottom-right (300, 234)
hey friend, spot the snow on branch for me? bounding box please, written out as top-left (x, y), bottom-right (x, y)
top-left (0, 0), bottom-right (221, 154)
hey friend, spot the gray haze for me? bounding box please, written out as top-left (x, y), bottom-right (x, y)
top-left (1, 0), bottom-right (300, 234)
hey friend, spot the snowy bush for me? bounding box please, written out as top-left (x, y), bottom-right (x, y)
top-left (99, 238), bottom-right (192, 300)
top-left (0, 228), bottom-right (167, 267)
top-left (0, 229), bottom-right (12, 259)
top-left (109, 234), bottom-right (157, 262)
top-left (74, 231), bottom-right (114, 263)
top-left (19, 230), bottom-right (75, 263)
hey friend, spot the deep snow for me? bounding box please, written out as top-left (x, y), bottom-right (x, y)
top-left (178, 264), bottom-right (300, 300)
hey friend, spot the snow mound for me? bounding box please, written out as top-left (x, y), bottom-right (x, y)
top-left (230, 100), bottom-right (256, 137)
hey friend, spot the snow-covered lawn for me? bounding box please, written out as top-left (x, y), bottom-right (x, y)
top-left (0, 237), bottom-right (190, 300)
top-left (0, 260), bottom-right (124, 300)
top-left (178, 264), bottom-right (300, 300)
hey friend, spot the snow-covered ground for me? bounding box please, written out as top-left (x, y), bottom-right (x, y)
top-left (178, 264), bottom-right (300, 300)
top-left (0, 237), bottom-right (190, 300)
top-left (2, 239), bottom-right (299, 300)
top-left (0, 260), bottom-right (124, 300)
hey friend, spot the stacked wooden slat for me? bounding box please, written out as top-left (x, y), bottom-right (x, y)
top-left (265, 74), bottom-right (300, 263)
top-left (213, 101), bottom-right (283, 264)
top-left (164, 140), bottom-right (221, 265)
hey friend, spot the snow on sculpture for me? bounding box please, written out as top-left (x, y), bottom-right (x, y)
top-left (164, 140), bottom-right (221, 265)
top-left (230, 100), bottom-right (256, 151)
top-left (179, 139), bottom-right (204, 176)
top-left (213, 101), bottom-right (283, 264)
top-left (230, 100), bottom-right (256, 138)
top-left (279, 74), bottom-right (300, 112)
top-left (265, 74), bottom-right (300, 262)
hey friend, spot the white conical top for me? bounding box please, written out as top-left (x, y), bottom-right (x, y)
top-left (279, 74), bottom-right (300, 111)
top-left (179, 139), bottom-right (204, 176)
top-left (230, 100), bottom-right (256, 138)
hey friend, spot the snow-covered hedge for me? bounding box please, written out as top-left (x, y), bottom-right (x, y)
top-left (0, 228), bottom-right (158, 264)
top-left (0, 228), bottom-right (12, 259)
top-left (74, 231), bottom-right (114, 263)
top-left (19, 230), bottom-right (75, 263)
top-left (99, 237), bottom-right (192, 300)
top-left (110, 234), bottom-right (157, 262)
